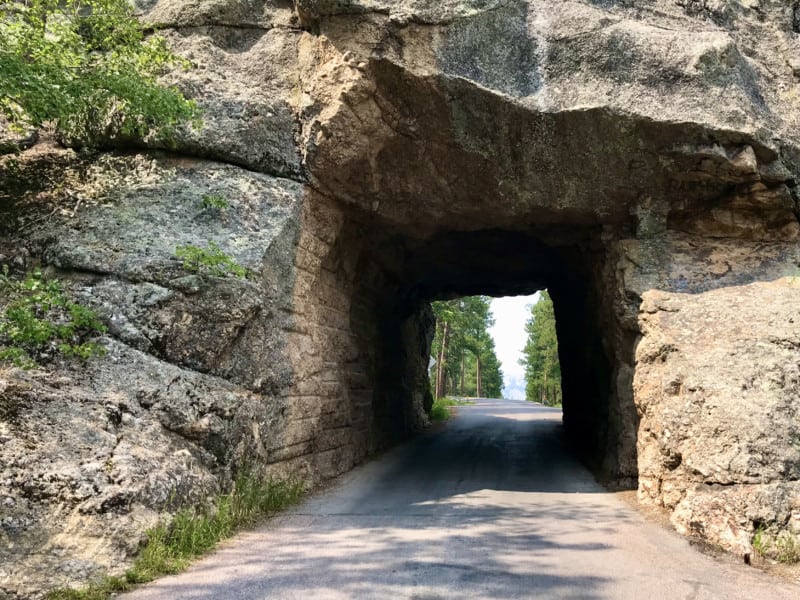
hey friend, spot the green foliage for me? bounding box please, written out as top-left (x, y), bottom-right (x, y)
top-left (477, 343), bottom-right (503, 399)
top-left (430, 296), bottom-right (503, 400)
top-left (0, 0), bottom-right (197, 144)
top-left (47, 473), bottom-right (305, 600)
top-left (0, 267), bottom-right (106, 368)
top-left (175, 243), bottom-right (248, 279)
top-left (47, 576), bottom-right (130, 600)
top-left (126, 472), bottom-right (304, 581)
top-left (199, 193), bottom-right (229, 211)
top-left (753, 525), bottom-right (765, 555)
top-left (430, 397), bottom-right (452, 421)
top-left (519, 291), bottom-right (562, 406)
top-left (429, 397), bottom-right (476, 422)
top-left (752, 525), bottom-right (800, 563)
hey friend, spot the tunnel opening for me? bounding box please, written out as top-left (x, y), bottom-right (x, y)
top-left (398, 229), bottom-right (622, 483)
top-left (294, 200), bottom-right (638, 487)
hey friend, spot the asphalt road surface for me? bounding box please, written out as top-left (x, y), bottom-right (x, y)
top-left (124, 398), bottom-right (799, 599)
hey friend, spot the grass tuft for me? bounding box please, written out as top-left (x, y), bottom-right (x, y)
top-left (174, 243), bottom-right (248, 279)
top-left (430, 397), bottom-right (475, 421)
top-left (752, 525), bottom-right (800, 564)
top-left (430, 399), bottom-right (450, 421)
top-left (47, 576), bottom-right (131, 600)
top-left (47, 472), bottom-right (305, 600)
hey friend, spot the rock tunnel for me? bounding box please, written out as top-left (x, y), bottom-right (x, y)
top-left (284, 55), bottom-right (799, 498)
top-left (299, 215), bottom-right (627, 483)
top-left (4, 1), bottom-right (800, 594)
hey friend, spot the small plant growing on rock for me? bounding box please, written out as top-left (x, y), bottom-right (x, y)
top-left (174, 243), bottom-right (248, 279)
top-left (199, 193), bottom-right (229, 211)
top-left (752, 525), bottom-right (800, 563)
top-left (0, 267), bottom-right (106, 368)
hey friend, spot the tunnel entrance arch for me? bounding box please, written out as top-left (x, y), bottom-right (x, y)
top-left (285, 44), bottom-right (800, 556)
top-left (291, 201), bottom-right (638, 486)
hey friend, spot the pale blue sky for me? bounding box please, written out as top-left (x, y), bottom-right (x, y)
top-left (488, 294), bottom-right (539, 399)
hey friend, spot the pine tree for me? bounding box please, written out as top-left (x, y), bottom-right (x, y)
top-left (519, 291), bottom-right (562, 406)
top-left (430, 296), bottom-right (504, 399)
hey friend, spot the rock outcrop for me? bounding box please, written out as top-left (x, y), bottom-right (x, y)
top-left (2, 0), bottom-right (800, 596)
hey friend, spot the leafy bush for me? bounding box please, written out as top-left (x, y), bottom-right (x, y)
top-left (0, 0), bottom-right (197, 144)
top-left (0, 268), bottom-right (106, 368)
top-left (175, 243), bottom-right (248, 279)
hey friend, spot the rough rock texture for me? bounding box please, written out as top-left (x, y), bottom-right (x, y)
top-left (0, 149), bottom-right (306, 595)
top-left (2, 0), bottom-right (800, 596)
top-left (635, 275), bottom-right (800, 554)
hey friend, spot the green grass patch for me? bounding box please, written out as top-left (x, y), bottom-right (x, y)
top-left (199, 193), bottom-right (229, 211)
top-left (47, 576), bottom-right (131, 600)
top-left (175, 242), bottom-right (248, 279)
top-left (753, 525), bottom-right (800, 564)
top-left (430, 397), bottom-right (475, 421)
top-left (47, 472), bottom-right (305, 600)
top-left (438, 397), bottom-right (476, 407)
top-left (430, 398), bottom-right (450, 421)
top-left (0, 267), bottom-right (106, 368)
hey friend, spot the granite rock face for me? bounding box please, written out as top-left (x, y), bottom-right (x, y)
top-left (0, 150), bottom-right (305, 596)
top-left (2, 0), bottom-right (800, 596)
top-left (632, 256), bottom-right (800, 555)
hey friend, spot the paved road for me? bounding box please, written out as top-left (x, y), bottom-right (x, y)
top-left (125, 398), bottom-right (799, 599)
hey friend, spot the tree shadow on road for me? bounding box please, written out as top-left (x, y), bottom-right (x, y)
top-left (134, 499), bottom-right (617, 599)
top-left (126, 402), bottom-right (631, 599)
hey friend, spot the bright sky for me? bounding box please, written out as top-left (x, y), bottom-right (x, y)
top-left (488, 293), bottom-right (539, 399)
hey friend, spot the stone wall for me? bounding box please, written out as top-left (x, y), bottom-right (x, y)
top-left (282, 191), bottom-right (427, 481)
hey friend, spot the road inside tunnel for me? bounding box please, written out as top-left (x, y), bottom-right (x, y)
top-left (366, 226), bottom-right (628, 481)
top-left (122, 399), bottom-right (796, 600)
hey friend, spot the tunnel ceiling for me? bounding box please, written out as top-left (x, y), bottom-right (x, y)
top-left (399, 229), bottom-right (596, 300)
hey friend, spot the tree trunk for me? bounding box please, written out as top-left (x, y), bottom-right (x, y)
top-left (543, 370), bottom-right (548, 405)
top-left (475, 356), bottom-right (482, 398)
top-left (433, 320), bottom-right (441, 399)
top-left (435, 320), bottom-right (449, 400)
top-left (460, 356), bottom-right (465, 396)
